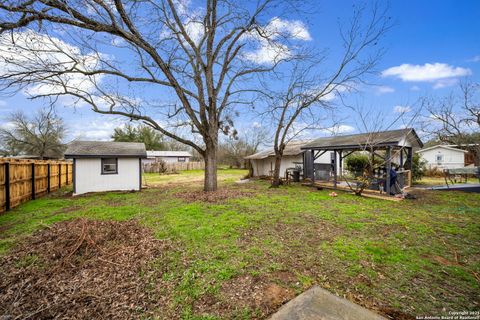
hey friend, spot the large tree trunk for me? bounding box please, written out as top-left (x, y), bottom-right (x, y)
top-left (271, 153), bottom-right (283, 188)
top-left (204, 142), bottom-right (218, 192)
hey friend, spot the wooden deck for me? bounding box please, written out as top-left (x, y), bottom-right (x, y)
top-left (303, 181), bottom-right (404, 201)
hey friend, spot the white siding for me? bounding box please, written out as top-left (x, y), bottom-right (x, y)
top-left (418, 147), bottom-right (465, 169)
top-left (74, 158), bottom-right (140, 195)
top-left (251, 155), bottom-right (303, 177)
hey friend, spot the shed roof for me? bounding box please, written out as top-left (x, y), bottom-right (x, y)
top-left (245, 140), bottom-right (311, 160)
top-left (301, 128), bottom-right (423, 150)
top-left (417, 145), bottom-right (468, 154)
top-left (64, 141), bottom-right (147, 158)
top-left (147, 150), bottom-right (192, 157)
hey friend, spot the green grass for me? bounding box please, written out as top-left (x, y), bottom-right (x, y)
top-left (1, 169), bottom-right (479, 318)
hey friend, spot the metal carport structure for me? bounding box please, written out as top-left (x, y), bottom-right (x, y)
top-left (301, 128), bottom-right (423, 195)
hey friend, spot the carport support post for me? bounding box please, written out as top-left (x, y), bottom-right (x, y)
top-left (407, 147), bottom-right (413, 171)
top-left (310, 150), bottom-right (315, 184)
top-left (400, 148), bottom-right (404, 169)
top-left (333, 150), bottom-right (337, 189)
top-left (386, 147), bottom-right (392, 195)
top-left (338, 151), bottom-right (343, 178)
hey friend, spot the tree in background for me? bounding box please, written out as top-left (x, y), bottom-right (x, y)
top-left (112, 124), bottom-right (165, 150)
top-left (0, 0), bottom-right (311, 191)
top-left (262, 4), bottom-right (391, 187)
top-left (218, 127), bottom-right (268, 168)
top-left (0, 107), bottom-right (65, 159)
top-left (422, 81), bottom-right (480, 165)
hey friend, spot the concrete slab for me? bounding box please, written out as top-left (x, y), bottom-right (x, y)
top-left (269, 286), bottom-right (386, 320)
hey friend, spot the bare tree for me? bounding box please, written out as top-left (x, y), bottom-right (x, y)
top-left (0, 106), bottom-right (66, 159)
top-left (421, 81), bottom-right (480, 165)
top-left (261, 3), bottom-right (392, 187)
top-left (0, 0), bottom-right (308, 191)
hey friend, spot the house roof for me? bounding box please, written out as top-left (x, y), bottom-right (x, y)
top-left (244, 140), bottom-right (312, 160)
top-left (64, 141), bottom-right (147, 158)
top-left (417, 145), bottom-right (468, 154)
top-left (147, 150), bottom-right (192, 158)
top-left (301, 128), bottom-right (423, 150)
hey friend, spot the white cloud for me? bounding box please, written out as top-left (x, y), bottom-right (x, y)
top-left (244, 41), bottom-right (291, 65)
top-left (432, 78), bottom-right (458, 89)
top-left (321, 124), bottom-right (355, 134)
top-left (243, 17), bottom-right (310, 65)
top-left (393, 105), bottom-right (411, 113)
top-left (265, 17), bottom-right (312, 41)
top-left (375, 85), bottom-right (395, 95)
top-left (382, 63), bottom-right (471, 82)
top-left (70, 118), bottom-right (124, 141)
top-left (0, 30), bottom-right (104, 102)
top-left (410, 85), bottom-right (420, 91)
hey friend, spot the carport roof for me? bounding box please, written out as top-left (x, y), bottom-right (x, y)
top-left (245, 140), bottom-right (311, 160)
top-left (301, 128), bottom-right (423, 150)
top-left (64, 141), bottom-right (147, 158)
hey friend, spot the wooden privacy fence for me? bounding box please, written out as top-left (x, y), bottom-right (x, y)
top-left (143, 161), bottom-right (204, 173)
top-left (0, 159), bottom-right (73, 213)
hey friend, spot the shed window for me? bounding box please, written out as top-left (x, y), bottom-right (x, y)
top-left (436, 154), bottom-right (443, 163)
top-left (102, 158), bottom-right (118, 174)
top-left (178, 157), bottom-right (186, 162)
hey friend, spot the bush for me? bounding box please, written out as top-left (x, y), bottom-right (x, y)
top-left (412, 154), bottom-right (427, 181)
top-left (345, 154), bottom-right (370, 177)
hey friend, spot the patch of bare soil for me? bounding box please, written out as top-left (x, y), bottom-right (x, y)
top-left (0, 218), bottom-right (170, 319)
top-left (193, 273), bottom-right (297, 318)
top-left (175, 188), bottom-right (254, 203)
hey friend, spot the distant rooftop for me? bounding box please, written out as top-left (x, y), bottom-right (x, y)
top-left (147, 150), bottom-right (192, 158)
top-left (64, 141), bottom-right (147, 158)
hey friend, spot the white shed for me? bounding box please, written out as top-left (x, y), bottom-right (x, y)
top-left (65, 141), bottom-right (147, 195)
top-left (143, 150), bottom-right (192, 164)
top-left (245, 140), bottom-right (332, 178)
top-left (417, 145), bottom-right (467, 170)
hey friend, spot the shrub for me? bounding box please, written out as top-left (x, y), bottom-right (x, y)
top-left (412, 154), bottom-right (428, 181)
top-left (345, 154), bottom-right (370, 177)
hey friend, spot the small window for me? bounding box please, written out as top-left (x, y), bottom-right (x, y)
top-left (436, 154), bottom-right (443, 163)
top-left (178, 157), bottom-right (186, 162)
top-left (102, 158), bottom-right (118, 174)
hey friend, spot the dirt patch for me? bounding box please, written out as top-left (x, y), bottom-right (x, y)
top-left (175, 188), bottom-right (254, 203)
top-left (0, 218), bottom-right (170, 319)
top-left (219, 275), bottom-right (295, 317)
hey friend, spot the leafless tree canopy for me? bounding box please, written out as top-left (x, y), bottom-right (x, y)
top-left (0, 106), bottom-right (66, 158)
top-left (421, 81), bottom-right (480, 164)
top-left (257, 3), bottom-right (392, 187)
top-left (0, 0), bottom-right (311, 190)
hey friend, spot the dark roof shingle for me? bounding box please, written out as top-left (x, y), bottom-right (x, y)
top-left (64, 141), bottom-right (147, 158)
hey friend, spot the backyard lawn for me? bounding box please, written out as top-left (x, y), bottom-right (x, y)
top-left (0, 169), bottom-right (479, 319)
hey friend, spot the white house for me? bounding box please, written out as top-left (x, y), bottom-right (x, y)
top-left (65, 141), bottom-right (146, 195)
top-left (245, 140), bottom-right (332, 178)
top-left (143, 150), bottom-right (192, 164)
top-left (417, 145), bottom-right (467, 170)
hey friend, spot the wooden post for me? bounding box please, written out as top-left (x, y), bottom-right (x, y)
top-left (338, 150), bottom-right (343, 178)
top-left (65, 163), bottom-right (68, 184)
top-left (58, 163), bottom-right (61, 189)
top-left (31, 163), bottom-right (36, 200)
top-left (310, 150), bottom-right (315, 184)
top-left (5, 163), bottom-right (10, 211)
top-left (47, 163), bottom-right (51, 193)
top-left (333, 150), bottom-right (337, 189)
top-left (408, 147), bottom-right (413, 171)
top-left (399, 149), bottom-right (404, 169)
top-left (386, 147), bottom-right (392, 195)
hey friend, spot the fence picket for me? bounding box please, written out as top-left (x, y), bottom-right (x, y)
top-left (0, 159), bottom-right (73, 213)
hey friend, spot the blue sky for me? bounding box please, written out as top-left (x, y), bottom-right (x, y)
top-left (0, 0), bottom-right (478, 144)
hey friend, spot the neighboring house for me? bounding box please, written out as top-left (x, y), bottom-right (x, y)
top-left (64, 141), bottom-right (147, 196)
top-left (245, 140), bottom-right (332, 178)
top-left (417, 145), bottom-right (467, 170)
top-left (143, 150), bottom-right (192, 164)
